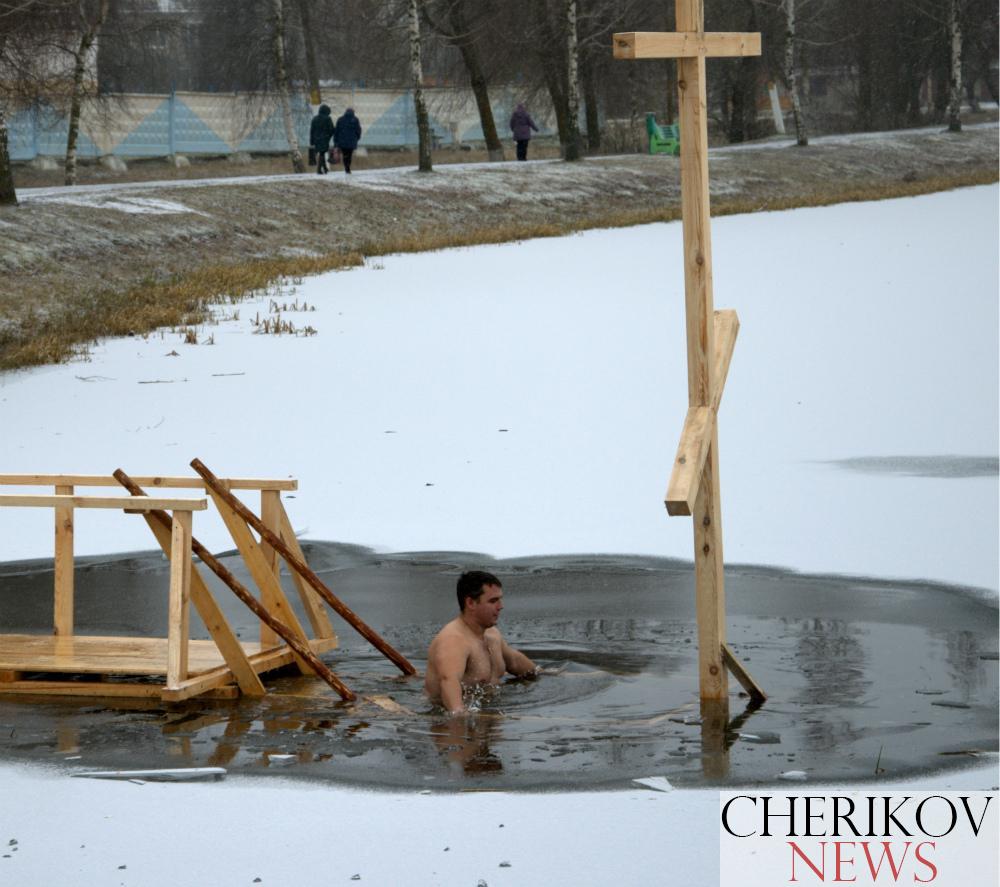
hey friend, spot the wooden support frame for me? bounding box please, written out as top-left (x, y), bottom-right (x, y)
top-left (208, 490), bottom-right (316, 675)
top-left (0, 473), bottom-right (344, 702)
top-left (191, 458), bottom-right (418, 677)
top-left (139, 511), bottom-right (266, 696)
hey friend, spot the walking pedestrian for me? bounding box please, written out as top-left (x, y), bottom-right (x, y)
top-left (309, 104), bottom-right (334, 175)
top-left (509, 103), bottom-right (539, 161)
top-left (334, 107), bottom-right (362, 175)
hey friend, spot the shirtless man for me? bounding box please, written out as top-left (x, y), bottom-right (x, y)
top-left (424, 570), bottom-right (537, 714)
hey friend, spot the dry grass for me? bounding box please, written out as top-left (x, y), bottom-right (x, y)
top-left (1, 164), bottom-right (995, 374)
top-left (0, 253), bottom-right (363, 371)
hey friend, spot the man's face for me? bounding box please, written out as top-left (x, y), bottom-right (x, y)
top-left (465, 584), bottom-right (504, 628)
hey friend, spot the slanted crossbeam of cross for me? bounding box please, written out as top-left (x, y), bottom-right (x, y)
top-left (613, 2), bottom-right (766, 705)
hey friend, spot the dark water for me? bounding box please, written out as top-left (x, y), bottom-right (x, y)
top-left (824, 455), bottom-right (999, 479)
top-left (0, 544), bottom-right (997, 791)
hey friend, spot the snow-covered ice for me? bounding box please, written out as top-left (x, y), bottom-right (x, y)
top-left (2, 185), bottom-right (996, 592)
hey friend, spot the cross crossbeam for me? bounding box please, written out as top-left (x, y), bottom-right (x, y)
top-left (613, 32), bottom-right (761, 60)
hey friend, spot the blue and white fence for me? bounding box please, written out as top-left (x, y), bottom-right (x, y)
top-left (7, 87), bottom-right (554, 160)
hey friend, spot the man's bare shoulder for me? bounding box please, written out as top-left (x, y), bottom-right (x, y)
top-left (428, 618), bottom-right (472, 652)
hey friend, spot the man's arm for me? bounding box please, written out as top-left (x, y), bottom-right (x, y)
top-left (429, 638), bottom-right (469, 715)
top-left (501, 637), bottom-right (537, 677)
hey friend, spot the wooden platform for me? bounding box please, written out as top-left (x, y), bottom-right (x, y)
top-left (0, 634), bottom-right (338, 701)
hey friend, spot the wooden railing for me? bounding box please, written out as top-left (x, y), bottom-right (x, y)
top-left (0, 474), bottom-right (339, 700)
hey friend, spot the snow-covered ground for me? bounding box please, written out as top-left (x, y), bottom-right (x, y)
top-left (1, 185), bottom-right (997, 885)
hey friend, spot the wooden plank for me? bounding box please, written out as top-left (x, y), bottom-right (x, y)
top-left (258, 490), bottom-right (282, 649)
top-left (0, 681), bottom-right (165, 698)
top-left (141, 514), bottom-right (266, 697)
top-left (0, 475), bottom-right (297, 491)
top-left (721, 642), bottom-right (767, 703)
top-left (665, 312), bottom-right (739, 516)
top-left (53, 483), bottom-right (74, 637)
top-left (160, 666), bottom-right (238, 702)
top-left (613, 31), bottom-right (761, 60)
top-left (0, 670), bottom-right (22, 681)
top-left (0, 495), bottom-right (206, 511)
top-left (0, 634), bottom-right (297, 674)
top-left (711, 309), bottom-right (739, 413)
top-left (665, 407), bottom-right (713, 517)
top-left (166, 511), bottom-right (192, 688)
top-left (207, 490), bottom-right (315, 675)
top-left (277, 500), bottom-right (336, 639)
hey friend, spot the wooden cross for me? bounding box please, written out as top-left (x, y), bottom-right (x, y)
top-left (613, 2), bottom-right (766, 706)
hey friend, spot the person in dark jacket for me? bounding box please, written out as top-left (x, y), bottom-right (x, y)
top-left (509, 103), bottom-right (539, 161)
top-left (333, 107), bottom-right (362, 174)
top-left (309, 104), bottom-right (335, 174)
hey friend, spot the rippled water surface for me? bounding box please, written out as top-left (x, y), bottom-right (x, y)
top-left (0, 544), bottom-right (996, 790)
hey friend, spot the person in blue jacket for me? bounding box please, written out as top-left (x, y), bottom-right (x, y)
top-left (333, 107), bottom-right (362, 174)
top-left (309, 104), bottom-right (334, 174)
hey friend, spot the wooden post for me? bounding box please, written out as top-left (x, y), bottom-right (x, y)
top-left (613, 4), bottom-right (766, 705)
top-left (166, 510), bottom-right (193, 689)
top-left (53, 484), bottom-right (74, 637)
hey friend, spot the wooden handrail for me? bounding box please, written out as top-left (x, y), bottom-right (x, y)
top-left (0, 495), bottom-right (207, 511)
top-left (0, 474), bottom-right (297, 492)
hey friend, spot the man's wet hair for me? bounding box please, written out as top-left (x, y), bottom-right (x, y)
top-left (457, 570), bottom-right (502, 611)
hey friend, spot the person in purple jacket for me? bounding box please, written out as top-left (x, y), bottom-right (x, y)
top-left (509, 103), bottom-right (539, 161)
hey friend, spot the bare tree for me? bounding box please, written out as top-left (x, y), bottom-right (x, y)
top-left (408, 0), bottom-right (432, 171)
top-left (271, 0), bottom-right (304, 172)
top-left (64, 0), bottom-right (110, 185)
top-left (0, 104), bottom-right (16, 205)
top-left (294, 0), bottom-right (321, 108)
top-left (563, 0), bottom-right (583, 160)
top-left (946, 0), bottom-right (962, 131)
top-left (423, 0), bottom-right (504, 161)
top-left (782, 0), bottom-right (808, 145)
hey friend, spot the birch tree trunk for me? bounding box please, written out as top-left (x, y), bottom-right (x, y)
top-left (272, 0), bottom-right (305, 173)
top-left (65, 0), bottom-right (110, 187)
top-left (0, 104), bottom-right (17, 206)
top-left (563, 0), bottom-right (583, 161)
top-left (947, 0), bottom-right (963, 132)
top-left (409, 0), bottom-right (432, 172)
top-left (782, 0), bottom-right (808, 146)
